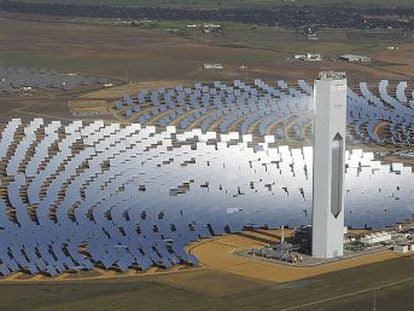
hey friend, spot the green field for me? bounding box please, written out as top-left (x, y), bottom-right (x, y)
top-left (6, 0), bottom-right (414, 8)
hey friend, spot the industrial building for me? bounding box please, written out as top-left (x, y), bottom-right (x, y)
top-left (338, 54), bottom-right (372, 63)
top-left (294, 53), bottom-right (322, 62)
top-left (394, 243), bottom-right (414, 253)
top-left (360, 231), bottom-right (393, 246)
top-left (202, 63), bottom-right (224, 69)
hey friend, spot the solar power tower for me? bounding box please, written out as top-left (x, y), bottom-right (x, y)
top-left (312, 71), bottom-right (347, 259)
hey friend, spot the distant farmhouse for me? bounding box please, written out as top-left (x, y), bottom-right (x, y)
top-left (202, 23), bottom-right (223, 34)
top-left (203, 63), bottom-right (224, 70)
top-left (294, 53), bottom-right (322, 62)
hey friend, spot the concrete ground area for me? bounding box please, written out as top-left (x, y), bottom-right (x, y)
top-left (186, 230), bottom-right (405, 283)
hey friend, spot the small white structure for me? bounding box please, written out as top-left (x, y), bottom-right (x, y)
top-left (394, 244), bottom-right (410, 253)
top-left (203, 23), bottom-right (221, 29)
top-left (343, 226), bottom-right (348, 235)
top-left (404, 228), bottom-right (414, 240)
top-left (338, 54), bottom-right (372, 63)
top-left (387, 46), bottom-right (399, 51)
top-left (203, 63), bottom-right (224, 70)
top-left (294, 53), bottom-right (321, 62)
top-left (360, 231), bottom-right (392, 246)
top-left (307, 34), bottom-right (319, 40)
top-left (307, 53), bottom-right (322, 61)
top-left (294, 54), bottom-right (307, 61)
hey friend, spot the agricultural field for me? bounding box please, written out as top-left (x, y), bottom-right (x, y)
top-left (0, 250), bottom-right (413, 310)
top-left (0, 16), bottom-right (413, 83)
top-left (0, 14), bottom-right (413, 123)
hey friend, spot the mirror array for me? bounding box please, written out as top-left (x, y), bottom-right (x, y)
top-left (0, 118), bottom-right (413, 276)
top-left (113, 79), bottom-right (414, 145)
top-left (0, 67), bottom-right (111, 93)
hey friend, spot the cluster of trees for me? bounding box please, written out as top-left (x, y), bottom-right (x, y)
top-left (1, 0), bottom-right (413, 30)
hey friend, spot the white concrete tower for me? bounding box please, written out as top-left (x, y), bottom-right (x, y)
top-left (312, 71), bottom-right (347, 259)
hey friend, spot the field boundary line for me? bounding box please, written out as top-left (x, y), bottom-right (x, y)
top-left (278, 276), bottom-right (414, 311)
